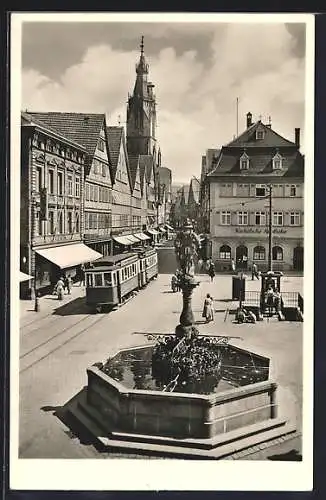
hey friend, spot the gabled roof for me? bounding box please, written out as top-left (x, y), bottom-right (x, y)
top-left (182, 185), bottom-right (190, 205)
top-left (128, 155), bottom-right (140, 192)
top-left (25, 112), bottom-right (111, 174)
top-left (139, 155), bottom-right (154, 183)
top-left (107, 126), bottom-right (123, 174)
top-left (189, 177), bottom-right (200, 204)
top-left (209, 149), bottom-right (304, 178)
top-left (21, 111), bottom-right (87, 152)
top-left (208, 120), bottom-right (304, 178)
top-left (225, 120), bottom-right (296, 149)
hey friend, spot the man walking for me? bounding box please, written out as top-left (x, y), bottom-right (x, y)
top-left (65, 275), bottom-right (73, 295)
top-left (252, 263), bottom-right (259, 280)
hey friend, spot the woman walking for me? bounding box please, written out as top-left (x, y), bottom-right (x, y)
top-left (55, 277), bottom-right (65, 301)
top-left (208, 262), bottom-right (215, 282)
top-left (202, 293), bottom-right (214, 323)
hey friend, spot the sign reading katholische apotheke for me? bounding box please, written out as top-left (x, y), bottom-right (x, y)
top-left (235, 227), bottom-right (287, 234)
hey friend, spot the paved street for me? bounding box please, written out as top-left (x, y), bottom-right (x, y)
top-left (19, 272), bottom-right (303, 459)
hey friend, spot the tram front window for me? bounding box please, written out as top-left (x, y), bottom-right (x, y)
top-left (103, 272), bottom-right (112, 286)
top-left (94, 273), bottom-right (103, 287)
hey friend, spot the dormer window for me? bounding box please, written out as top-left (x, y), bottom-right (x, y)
top-left (256, 129), bottom-right (264, 140)
top-left (98, 138), bottom-right (105, 152)
top-left (272, 153), bottom-right (282, 170)
top-left (240, 152), bottom-right (249, 170)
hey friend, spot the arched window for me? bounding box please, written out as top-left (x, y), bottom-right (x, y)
top-left (253, 245), bottom-right (265, 260)
top-left (272, 246), bottom-right (283, 261)
top-left (219, 245), bottom-right (231, 260)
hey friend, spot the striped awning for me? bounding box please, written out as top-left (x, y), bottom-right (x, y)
top-left (158, 227), bottom-right (167, 233)
top-left (134, 233), bottom-right (150, 241)
top-left (147, 229), bottom-right (160, 236)
top-left (165, 223), bottom-right (174, 231)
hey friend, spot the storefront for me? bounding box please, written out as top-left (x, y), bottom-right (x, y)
top-left (34, 242), bottom-right (103, 294)
top-left (146, 228), bottom-right (160, 246)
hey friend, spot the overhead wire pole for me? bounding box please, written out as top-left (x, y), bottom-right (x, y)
top-left (236, 97), bottom-right (239, 137)
top-left (268, 184), bottom-right (273, 271)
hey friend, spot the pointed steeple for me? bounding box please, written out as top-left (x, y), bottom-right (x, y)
top-left (136, 35), bottom-right (149, 76)
top-left (127, 36), bottom-right (157, 156)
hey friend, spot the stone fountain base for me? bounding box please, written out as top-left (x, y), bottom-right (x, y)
top-left (67, 345), bottom-right (296, 459)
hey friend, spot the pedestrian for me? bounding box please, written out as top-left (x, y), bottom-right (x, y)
top-left (171, 274), bottom-right (178, 293)
top-left (65, 274), bottom-right (73, 295)
top-left (208, 262), bottom-right (215, 282)
top-left (252, 262), bottom-right (259, 280)
top-left (231, 258), bottom-right (236, 274)
top-left (202, 293), bottom-right (214, 323)
top-left (55, 277), bottom-right (65, 301)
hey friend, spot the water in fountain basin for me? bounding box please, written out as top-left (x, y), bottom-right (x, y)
top-left (101, 343), bottom-right (270, 395)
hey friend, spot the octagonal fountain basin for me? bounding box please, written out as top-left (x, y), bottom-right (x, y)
top-left (84, 343), bottom-right (278, 440)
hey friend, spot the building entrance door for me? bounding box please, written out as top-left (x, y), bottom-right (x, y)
top-left (236, 245), bottom-right (248, 270)
top-left (293, 246), bottom-right (304, 271)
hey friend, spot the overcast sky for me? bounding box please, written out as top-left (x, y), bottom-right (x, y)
top-left (21, 19), bottom-right (306, 183)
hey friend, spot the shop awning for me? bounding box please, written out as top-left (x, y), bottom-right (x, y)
top-left (158, 227), bottom-right (167, 233)
top-left (147, 229), bottom-right (159, 236)
top-left (113, 235), bottom-right (134, 246)
top-left (134, 233), bottom-right (150, 241)
top-left (20, 271), bottom-right (33, 282)
top-left (35, 243), bottom-right (102, 269)
top-left (165, 224), bottom-right (174, 231)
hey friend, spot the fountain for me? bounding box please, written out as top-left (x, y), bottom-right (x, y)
top-left (70, 219), bottom-right (296, 458)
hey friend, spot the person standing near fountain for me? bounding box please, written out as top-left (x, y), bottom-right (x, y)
top-left (202, 293), bottom-right (214, 323)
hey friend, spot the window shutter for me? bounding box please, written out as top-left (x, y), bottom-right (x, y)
top-left (231, 211), bottom-right (237, 226)
top-left (249, 211), bottom-right (255, 226)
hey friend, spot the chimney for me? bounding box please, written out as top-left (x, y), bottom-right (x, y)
top-left (295, 128), bottom-right (300, 148)
top-left (246, 112), bottom-right (252, 128)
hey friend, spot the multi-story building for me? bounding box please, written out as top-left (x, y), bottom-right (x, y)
top-left (199, 149), bottom-right (220, 233)
top-left (157, 166), bottom-right (172, 225)
top-left (206, 113), bottom-right (304, 272)
top-left (128, 155), bottom-right (145, 231)
top-left (107, 126), bottom-right (133, 236)
top-left (20, 112), bottom-right (102, 298)
top-left (188, 177), bottom-right (201, 230)
top-left (139, 154), bottom-right (156, 227)
top-left (28, 112), bottom-right (113, 257)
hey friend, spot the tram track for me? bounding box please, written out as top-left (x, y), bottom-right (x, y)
top-left (19, 313), bottom-right (106, 374)
top-left (20, 296), bottom-right (88, 333)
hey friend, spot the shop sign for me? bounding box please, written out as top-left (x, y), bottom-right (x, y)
top-left (235, 227), bottom-right (287, 234)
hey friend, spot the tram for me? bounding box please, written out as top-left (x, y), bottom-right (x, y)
top-left (85, 248), bottom-right (158, 312)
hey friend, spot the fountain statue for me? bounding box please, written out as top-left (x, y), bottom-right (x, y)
top-left (174, 218), bottom-right (201, 339)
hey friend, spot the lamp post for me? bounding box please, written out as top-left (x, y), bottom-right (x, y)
top-left (174, 218), bottom-right (201, 339)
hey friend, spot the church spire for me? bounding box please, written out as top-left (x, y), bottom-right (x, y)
top-left (127, 37), bottom-right (157, 156)
top-left (136, 35), bottom-right (149, 76)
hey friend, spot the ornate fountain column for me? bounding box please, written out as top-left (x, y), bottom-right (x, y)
top-left (174, 219), bottom-right (201, 339)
